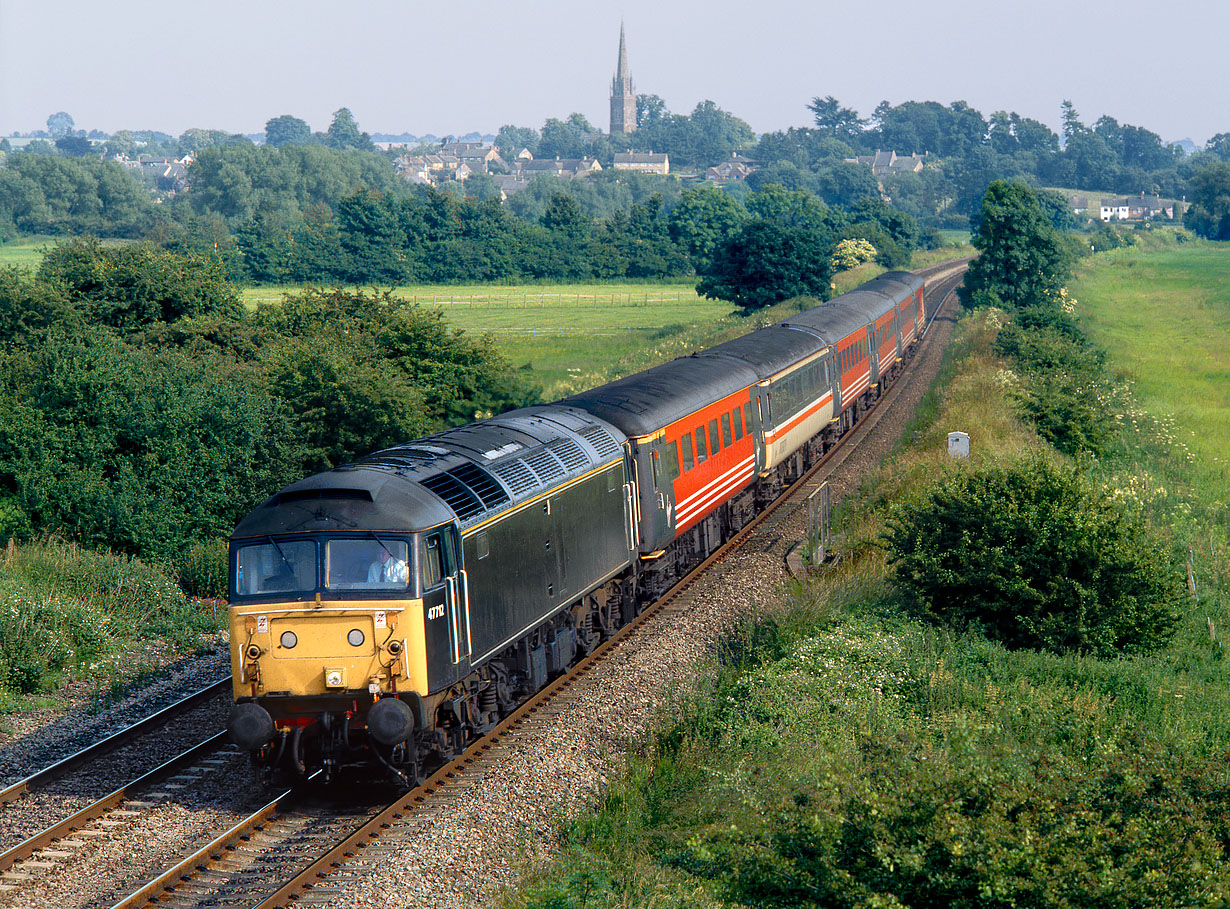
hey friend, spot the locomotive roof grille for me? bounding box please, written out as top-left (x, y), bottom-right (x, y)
top-left (547, 438), bottom-right (590, 472)
top-left (579, 425), bottom-right (621, 458)
top-left (523, 449), bottom-right (567, 484)
top-left (448, 462), bottom-right (510, 510)
top-left (490, 458), bottom-right (539, 497)
top-left (419, 472), bottom-right (484, 520)
top-left (419, 463), bottom-right (509, 521)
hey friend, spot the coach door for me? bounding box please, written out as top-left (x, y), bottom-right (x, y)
top-left (421, 526), bottom-right (470, 688)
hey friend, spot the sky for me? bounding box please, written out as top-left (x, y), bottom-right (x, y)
top-left (1, 0), bottom-right (1225, 147)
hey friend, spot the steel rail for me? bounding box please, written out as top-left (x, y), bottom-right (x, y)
top-left (0, 677), bottom-right (232, 807)
top-left (0, 732), bottom-right (230, 876)
top-left (108, 778), bottom-right (315, 909)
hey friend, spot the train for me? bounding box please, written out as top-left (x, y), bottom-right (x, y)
top-left (226, 270), bottom-right (930, 783)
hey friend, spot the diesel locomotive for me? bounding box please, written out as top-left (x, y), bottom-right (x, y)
top-left (226, 270), bottom-right (932, 783)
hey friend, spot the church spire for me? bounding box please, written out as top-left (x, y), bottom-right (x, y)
top-left (610, 22), bottom-right (637, 134)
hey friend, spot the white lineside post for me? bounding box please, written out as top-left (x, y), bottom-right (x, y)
top-left (947, 431), bottom-right (970, 459)
top-left (807, 482), bottom-right (831, 565)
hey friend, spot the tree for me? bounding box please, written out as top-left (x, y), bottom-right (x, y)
top-left (1207, 133), bottom-right (1230, 161)
top-left (38, 238), bottom-right (243, 329)
top-left (697, 219), bottom-right (836, 310)
top-left (636, 94), bottom-right (668, 129)
top-left (326, 107), bottom-right (373, 151)
top-left (959, 181), bottom-right (1070, 309)
top-left (54, 136), bottom-right (93, 157)
top-left (807, 95), bottom-right (866, 144)
top-left (1186, 161), bottom-right (1230, 240)
top-left (265, 115), bottom-right (312, 148)
top-left (46, 112), bottom-right (75, 139)
top-left (668, 185), bottom-right (749, 272)
top-left (494, 124), bottom-right (538, 158)
top-left (538, 113), bottom-right (595, 159)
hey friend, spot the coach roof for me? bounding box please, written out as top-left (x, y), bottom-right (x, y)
top-left (562, 355), bottom-right (760, 437)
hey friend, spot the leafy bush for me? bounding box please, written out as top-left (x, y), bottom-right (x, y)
top-left (884, 459), bottom-right (1182, 657)
top-left (688, 734), bottom-right (1230, 909)
top-left (994, 308), bottom-right (1115, 457)
top-left (173, 538), bottom-right (229, 599)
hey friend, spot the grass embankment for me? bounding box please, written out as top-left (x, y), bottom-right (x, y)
top-left (0, 540), bottom-right (226, 712)
top-left (499, 240), bottom-right (1230, 907)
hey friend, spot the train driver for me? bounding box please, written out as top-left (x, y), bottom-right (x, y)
top-left (368, 545), bottom-right (409, 586)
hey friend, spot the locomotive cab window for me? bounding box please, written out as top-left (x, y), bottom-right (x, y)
top-left (421, 533), bottom-right (445, 590)
top-left (235, 539), bottom-right (316, 597)
top-left (326, 538), bottom-right (409, 591)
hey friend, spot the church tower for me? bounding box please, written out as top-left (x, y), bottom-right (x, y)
top-left (610, 23), bottom-right (637, 134)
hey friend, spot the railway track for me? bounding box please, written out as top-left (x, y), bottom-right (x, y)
top-left (0, 678), bottom-right (234, 899)
top-left (104, 264), bottom-right (966, 909)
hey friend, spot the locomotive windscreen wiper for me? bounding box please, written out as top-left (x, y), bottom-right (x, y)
top-left (265, 536), bottom-right (294, 572)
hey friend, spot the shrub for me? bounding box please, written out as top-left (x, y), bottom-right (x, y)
top-left (174, 538), bottom-right (229, 599)
top-left (994, 309), bottom-right (1115, 457)
top-left (884, 459), bottom-right (1182, 657)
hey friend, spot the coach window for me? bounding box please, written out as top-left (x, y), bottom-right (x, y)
top-left (708, 419), bottom-right (720, 455)
top-left (664, 441), bottom-right (681, 481)
top-left (732, 409), bottom-right (743, 441)
top-left (695, 424), bottom-right (707, 463)
top-left (681, 432), bottom-right (694, 472)
top-left (743, 403), bottom-right (753, 436)
top-left (721, 413), bottom-right (733, 447)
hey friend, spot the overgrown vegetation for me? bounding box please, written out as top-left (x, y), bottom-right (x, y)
top-left (499, 233), bottom-right (1228, 906)
top-left (0, 541), bottom-right (222, 702)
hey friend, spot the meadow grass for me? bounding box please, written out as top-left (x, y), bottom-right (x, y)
top-left (0, 238), bottom-right (52, 269)
top-left (1070, 238), bottom-right (1230, 502)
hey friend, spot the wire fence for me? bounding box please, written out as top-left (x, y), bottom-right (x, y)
top-left (446, 325), bottom-right (658, 337)
top-left (406, 290), bottom-right (702, 307)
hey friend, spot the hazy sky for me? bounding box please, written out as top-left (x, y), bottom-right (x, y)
top-left (1, 0), bottom-right (1224, 146)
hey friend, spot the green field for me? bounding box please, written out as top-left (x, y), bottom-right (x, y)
top-left (0, 239), bottom-right (51, 269)
top-left (1071, 238), bottom-right (1230, 499)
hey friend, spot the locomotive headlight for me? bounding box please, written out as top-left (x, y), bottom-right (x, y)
top-left (280, 631), bottom-right (298, 649)
top-left (387, 640), bottom-right (402, 655)
top-left (325, 668), bottom-right (345, 688)
top-left (348, 629), bottom-right (366, 647)
top-left (245, 644), bottom-right (262, 660)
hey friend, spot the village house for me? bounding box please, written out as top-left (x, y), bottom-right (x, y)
top-left (514, 157), bottom-right (603, 179)
top-left (1099, 193), bottom-right (1176, 221)
top-left (612, 152), bottom-right (669, 175)
top-left (706, 153), bottom-right (757, 184)
top-left (845, 150), bottom-right (927, 178)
